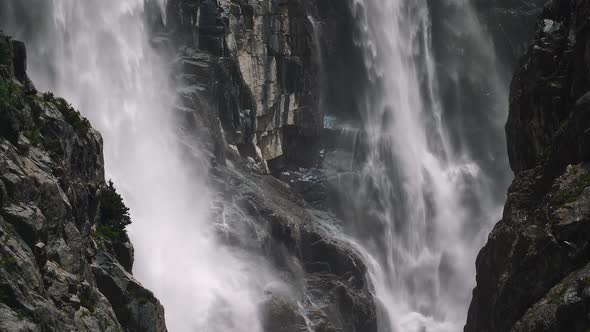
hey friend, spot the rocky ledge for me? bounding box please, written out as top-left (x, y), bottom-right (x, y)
top-left (466, 1), bottom-right (590, 331)
top-left (0, 33), bottom-right (166, 331)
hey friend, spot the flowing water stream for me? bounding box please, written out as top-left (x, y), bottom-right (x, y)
top-left (331, 0), bottom-right (512, 331)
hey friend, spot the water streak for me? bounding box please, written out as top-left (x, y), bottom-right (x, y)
top-left (335, 0), bottom-right (511, 331)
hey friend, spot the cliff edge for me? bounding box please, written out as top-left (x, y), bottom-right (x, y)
top-left (0, 32), bottom-right (167, 332)
top-left (466, 1), bottom-right (590, 331)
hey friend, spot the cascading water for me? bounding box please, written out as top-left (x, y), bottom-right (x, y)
top-left (0, 1), bottom-right (266, 331)
top-left (1, 0), bottom-right (518, 330)
top-left (329, 0), bottom-right (512, 331)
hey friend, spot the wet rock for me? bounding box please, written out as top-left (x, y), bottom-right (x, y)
top-left (466, 1), bottom-right (590, 331)
top-left (166, 0), bottom-right (323, 168)
top-left (208, 163), bottom-right (377, 331)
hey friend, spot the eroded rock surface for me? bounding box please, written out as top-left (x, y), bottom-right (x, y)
top-left (149, 3), bottom-right (380, 329)
top-left (466, 1), bottom-right (590, 331)
top-left (0, 33), bottom-right (166, 332)
top-left (164, 0), bottom-right (322, 169)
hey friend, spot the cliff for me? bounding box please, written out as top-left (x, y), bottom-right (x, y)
top-left (161, 0), bottom-right (323, 171)
top-left (466, 1), bottom-right (590, 331)
top-left (0, 33), bottom-right (166, 331)
top-left (156, 1), bottom-right (378, 331)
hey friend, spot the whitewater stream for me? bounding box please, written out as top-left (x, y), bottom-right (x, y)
top-left (0, 0), bottom-right (513, 331)
top-left (329, 1), bottom-right (512, 331)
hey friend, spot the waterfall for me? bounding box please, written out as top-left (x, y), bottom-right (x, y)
top-left (0, 1), bottom-right (265, 331)
top-left (330, 0), bottom-right (512, 331)
top-left (1, 0), bottom-right (517, 330)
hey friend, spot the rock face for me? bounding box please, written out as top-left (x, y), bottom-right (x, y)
top-left (208, 160), bottom-right (377, 332)
top-left (0, 33), bottom-right (166, 331)
top-left (156, 1), bottom-right (378, 330)
top-left (466, 1), bottom-right (590, 331)
top-left (164, 0), bottom-right (322, 170)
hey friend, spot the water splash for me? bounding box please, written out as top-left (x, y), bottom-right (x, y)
top-left (0, 1), bottom-right (266, 331)
top-left (335, 0), bottom-right (511, 331)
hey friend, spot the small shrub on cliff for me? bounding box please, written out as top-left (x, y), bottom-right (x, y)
top-left (98, 180), bottom-right (131, 241)
top-left (0, 256), bottom-right (17, 269)
top-left (0, 80), bottom-right (20, 110)
top-left (53, 97), bottom-right (91, 136)
top-left (23, 128), bottom-right (42, 146)
top-left (553, 170), bottom-right (590, 205)
top-left (42, 92), bottom-right (54, 102)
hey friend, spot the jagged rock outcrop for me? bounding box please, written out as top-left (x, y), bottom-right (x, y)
top-left (152, 1), bottom-right (378, 330)
top-left (163, 0), bottom-right (322, 171)
top-left (0, 33), bottom-right (166, 332)
top-left (466, 1), bottom-right (590, 331)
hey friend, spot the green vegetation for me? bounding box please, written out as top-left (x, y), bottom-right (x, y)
top-left (42, 91), bottom-right (54, 102)
top-left (553, 169), bottom-right (590, 205)
top-left (23, 128), bottom-right (41, 146)
top-left (39, 92), bottom-right (91, 136)
top-left (97, 180), bottom-right (131, 241)
top-left (53, 97), bottom-right (91, 136)
top-left (547, 282), bottom-right (569, 304)
top-left (0, 80), bottom-right (20, 110)
top-left (95, 224), bottom-right (124, 240)
top-left (0, 256), bottom-right (17, 269)
top-left (80, 296), bottom-right (96, 313)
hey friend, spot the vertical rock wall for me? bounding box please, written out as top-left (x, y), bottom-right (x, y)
top-left (164, 0), bottom-right (322, 170)
top-left (0, 33), bottom-right (167, 332)
top-left (466, 1), bottom-right (590, 331)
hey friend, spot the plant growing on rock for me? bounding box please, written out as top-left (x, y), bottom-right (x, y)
top-left (0, 80), bottom-right (20, 110)
top-left (51, 96), bottom-right (91, 136)
top-left (23, 128), bottom-right (41, 146)
top-left (97, 180), bottom-right (131, 241)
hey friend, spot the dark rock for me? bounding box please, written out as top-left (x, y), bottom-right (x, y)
top-left (0, 32), bottom-right (166, 331)
top-left (10, 40), bottom-right (26, 83)
top-left (92, 252), bottom-right (167, 332)
top-left (208, 162), bottom-right (377, 331)
top-left (166, 0), bottom-right (323, 169)
top-left (466, 1), bottom-right (590, 331)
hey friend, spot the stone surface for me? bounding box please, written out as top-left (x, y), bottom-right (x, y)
top-left (466, 1), bottom-right (590, 331)
top-left (165, 0), bottom-right (323, 168)
top-left (207, 161), bottom-right (377, 332)
top-left (0, 33), bottom-right (166, 332)
top-left (146, 2), bottom-right (380, 329)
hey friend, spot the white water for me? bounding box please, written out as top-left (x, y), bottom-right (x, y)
top-left (1, 1), bottom-right (265, 331)
top-left (341, 0), bottom-right (510, 331)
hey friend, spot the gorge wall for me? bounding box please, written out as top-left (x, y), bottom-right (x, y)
top-left (160, 0), bottom-right (325, 170)
top-left (0, 33), bottom-right (166, 331)
top-left (466, 0), bottom-right (590, 331)
top-left (159, 1), bottom-right (379, 331)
